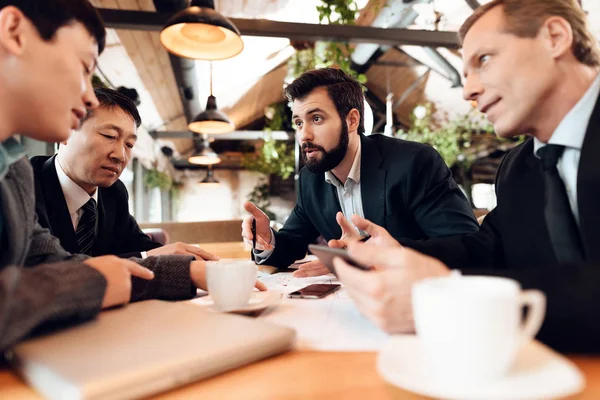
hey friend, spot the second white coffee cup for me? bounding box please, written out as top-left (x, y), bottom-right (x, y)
top-left (206, 260), bottom-right (257, 311)
top-left (412, 275), bottom-right (546, 383)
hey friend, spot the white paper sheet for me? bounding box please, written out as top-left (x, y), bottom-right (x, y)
top-left (256, 272), bottom-right (388, 351)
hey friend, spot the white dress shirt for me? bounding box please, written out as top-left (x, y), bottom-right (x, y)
top-left (324, 140), bottom-right (366, 236)
top-left (255, 141), bottom-right (365, 263)
top-left (54, 157), bottom-right (98, 231)
top-left (533, 73), bottom-right (600, 226)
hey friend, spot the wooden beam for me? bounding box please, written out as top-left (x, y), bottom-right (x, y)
top-left (151, 130), bottom-right (293, 140)
top-left (97, 8), bottom-right (460, 49)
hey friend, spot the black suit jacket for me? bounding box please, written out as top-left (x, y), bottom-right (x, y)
top-left (264, 134), bottom-right (479, 269)
top-left (410, 97), bottom-right (600, 353)
top-left (30, 155), bottom-right (161, 259)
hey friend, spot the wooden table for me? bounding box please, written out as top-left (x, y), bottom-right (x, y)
top-left (198, 241), bottom-right (253, 260)
top-left (2, 242), bottom-right (600, 399)
top-left (2, 352), bottom-right (600, 399)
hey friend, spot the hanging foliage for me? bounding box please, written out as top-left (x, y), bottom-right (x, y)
top-left (396, 103), bottom-right (496, 169)
top-left (143, 168), bottom-right (173, 191)
top-left (286, 0), bottom-right (367, 83)
top-left (242, 132), bottom-right (295, 181)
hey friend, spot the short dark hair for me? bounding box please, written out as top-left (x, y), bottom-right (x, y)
top-left (80, 87), bottom-right (142, 128)
top-left (1, 0), bottom-right (106, 54)
top-left (285, 68), bottom-right (365, 135)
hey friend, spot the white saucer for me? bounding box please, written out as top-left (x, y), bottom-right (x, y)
top-left (192, 291), bottom-right (281, 315)
top-left (377, 335), bottom-right (585, 400)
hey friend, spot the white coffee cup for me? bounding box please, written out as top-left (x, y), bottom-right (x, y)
top-left (412, 275), bottom-right (546, 383)
top-left (206, 260), bottom-right (257, 311)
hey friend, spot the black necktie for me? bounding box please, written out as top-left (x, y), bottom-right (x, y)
top-left (76, 198), bottom-right (97, 255)
top-left (537, 144), bottom-right (584, 264)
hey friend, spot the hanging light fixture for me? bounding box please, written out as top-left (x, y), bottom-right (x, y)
top-left (188, 62), bottom-right (235, 134)
top-left (188, 134), bottom-right (221, 165)
top-left (160, 0), bottom-right (244, 60)
top-left (200, 165), bottom-right (220, 185)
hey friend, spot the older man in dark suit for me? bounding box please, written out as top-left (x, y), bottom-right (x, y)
top-left (334, 0), bottom-right (600, 354)
top-left (31, 87), bottom-right (216, 261)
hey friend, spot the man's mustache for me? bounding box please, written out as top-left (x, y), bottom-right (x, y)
top-left (301, 143), bottom-right (325, 152)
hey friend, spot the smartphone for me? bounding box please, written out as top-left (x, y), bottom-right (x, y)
top-left (288, 283), bottom-right (341, 299)
top-left (308, 244), bottom-right (372, 275)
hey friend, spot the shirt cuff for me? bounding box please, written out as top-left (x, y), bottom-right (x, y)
top-left (140, 251), bottom-right (147, 259)
top-left (253, 228), bottom-right (276, 264)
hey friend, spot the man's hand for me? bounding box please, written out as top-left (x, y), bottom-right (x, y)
top-left (84, 255), bottom-right (154, 309)
top-left (241, 202), bottom-right (273, 251)
top-left (292, 259), bottom-right (331, 278)
top-left (334, 242), bottom-right (450, 333)
top-left (189, 261), bottom-right (267, 291)
top-left (147, 243), bottom-right (219, 261)
top-left (294, 213), bottom-right (360, 278)
top-left (328, 213), bottom-right (400, 250)
top-left (295, 213), bottom-right (400, 278)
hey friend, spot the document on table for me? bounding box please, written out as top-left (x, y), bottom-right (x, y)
top-left (257, 272), bottom-right (388, 351)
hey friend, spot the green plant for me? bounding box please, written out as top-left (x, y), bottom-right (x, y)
top-left (396, 103), bottom-right (526, 205)
top-left (243, 133), bottom-right (295, 180)
top-left (243, 119), bottom-right (295, 220)
top-left (143, 168), bottom-right (172, 191)
top-left (316, 0), bottom-right (360, 25)
top-left (264, 103), bottom-right (288, 131)
top-left (286, 0), bottom-right (367, 83)
top-left (287, 48), bottom-right (317, 82)
top-left (247, 179), bottom-right (276, 221)
top-left (396, 103), bottom-right (495, 169)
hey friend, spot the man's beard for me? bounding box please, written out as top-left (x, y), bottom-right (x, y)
top-left (302, 121), bottom-right (349, 174)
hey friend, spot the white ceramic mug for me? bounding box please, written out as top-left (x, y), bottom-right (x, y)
top-left (206, 260), bottom-right (257, 311)
top-left (412, 275), bottom-right (546, 383)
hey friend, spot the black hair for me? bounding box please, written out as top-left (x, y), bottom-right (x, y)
top-left (81, 87), bottom-right (142, 128)
top-left (285, 67), bottom-right (365, 135)
top-left (1, 0), bottom-right (106, 54)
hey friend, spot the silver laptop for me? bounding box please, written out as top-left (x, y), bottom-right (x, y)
top-left (9, 300), bottom-right (295, 400)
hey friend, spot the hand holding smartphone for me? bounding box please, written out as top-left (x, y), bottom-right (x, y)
top-left (308, 244), bottom-right (372, 276)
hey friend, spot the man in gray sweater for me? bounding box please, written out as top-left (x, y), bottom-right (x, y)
top-left (0, 0), bottom-right (263, 352)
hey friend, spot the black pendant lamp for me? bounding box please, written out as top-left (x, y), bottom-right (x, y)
top-left (188, 62), bottom-right (235, 134)
top-left (188, 134), bottom-right (221, 165)
top-left (160, 0), bottom-right (244, 60)
top-left (200, 165), bottom-right (220, 185)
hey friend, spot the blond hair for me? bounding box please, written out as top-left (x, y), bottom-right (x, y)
top-left (459, 0), bottom-right (600, 67)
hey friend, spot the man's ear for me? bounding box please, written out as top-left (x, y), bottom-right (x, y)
top-left (540, 16), bottom-right (574, 61)
top-left (346, 108), bottom-right (361, 133)
top-left (0, 6), bottom-right (29, 57)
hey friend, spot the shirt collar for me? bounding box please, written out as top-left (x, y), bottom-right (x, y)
top-left (325, 139), bottom-right (362, 187)
top-left (0, 137), bottom-right (25, 181)
top-left (55, 156), bottom-right (98, 215)
top-left (534, 73), bottom-right (600, 156)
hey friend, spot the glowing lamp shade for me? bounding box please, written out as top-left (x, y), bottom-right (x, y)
top-left (160, 1), bottom-right (244, 60)
top-left (188, 95), bottom-right (235, 134)
top-left (188, 136), bottom-right (221, 165)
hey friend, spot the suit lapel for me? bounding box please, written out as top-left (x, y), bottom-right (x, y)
top-left (360, 135), bottom-right (386, 228)
top-left (577, 94), bottom-right (600, 263)
top-left (40, 156), bottom-right (79, 253)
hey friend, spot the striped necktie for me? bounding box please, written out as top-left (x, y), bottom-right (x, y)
top-left (76, 198), bottom-right (97, 255)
